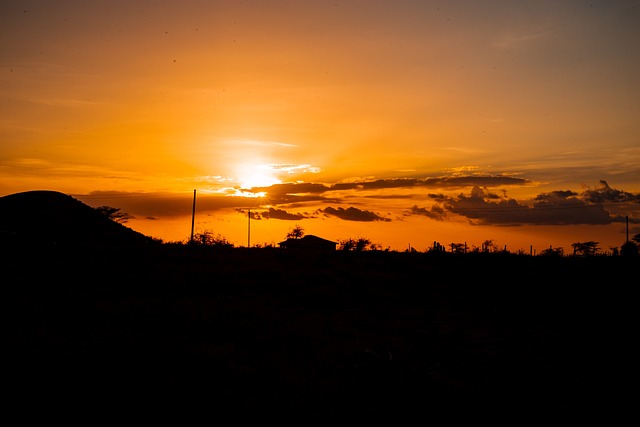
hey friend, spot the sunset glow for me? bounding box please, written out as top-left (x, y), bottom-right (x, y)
top-left (1, 1), bottom-right (639, 252)
top-left (235, 164), bottom-right (282, 191)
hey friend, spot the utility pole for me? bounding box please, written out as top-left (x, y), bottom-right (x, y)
top-left (190, 189), bottom-right (196, 243)
top-left (626, 215), bottom-right (629, 243)
top-left (248, 208), bottom-right (251, 247)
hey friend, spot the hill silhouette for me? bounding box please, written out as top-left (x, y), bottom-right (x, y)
top-left (0, 190), bottom-right (156, 247)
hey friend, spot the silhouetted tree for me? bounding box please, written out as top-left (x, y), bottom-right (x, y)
top-left (427, 241), bottom-right (446, 253)
top-left (360, 238), bottom-right (381, 251)
top-left (337, 238), bottom-right (355, 251)
top-left (189, 229), bottom-right (234, 247)
top-left (539, 246), bottom-right (564, 257)
top-left (286, 225), bottom-right (305, 239)
top-left (337, 237), bottom-right (380, 251)
top-left (620, 240), bottom-right (639, 257)
top-left (482, 239), bottom-right (497, 253)
top-left (252, 241), bottom-right (276, 248)
top-left (571, 241), bottom-right (600, 256)
top-left (449, 242), bottom-right (466, 254)
top-left (95, 205), bottom-right (131, 224)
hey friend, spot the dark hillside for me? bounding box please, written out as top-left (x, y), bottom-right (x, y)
top-left (0, 190), bottom-right (156, 247)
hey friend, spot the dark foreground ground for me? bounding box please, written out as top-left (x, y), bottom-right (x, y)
top-left (2, 243), bottom-right (637, 421)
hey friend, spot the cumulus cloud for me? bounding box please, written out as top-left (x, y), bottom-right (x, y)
top-left (582, 180), bottom-right (640, 204)
top-left (408, 181), bottom-right (639, 226)
top-left (443, 186), bottom-right (612, 225)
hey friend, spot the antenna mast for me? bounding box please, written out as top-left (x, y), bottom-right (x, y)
top-left (190, 189), bottom-right (196, 243)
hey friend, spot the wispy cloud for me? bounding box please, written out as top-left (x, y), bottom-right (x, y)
top-left (492, 27), bottom-right (559, 50)
top-left (269, 164), bottom-right (321, 174)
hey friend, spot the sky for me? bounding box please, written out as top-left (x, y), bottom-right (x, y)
top-left (1, 0), bottom-right (639, 253)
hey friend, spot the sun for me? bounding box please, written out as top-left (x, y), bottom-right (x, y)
top-left (236, 163), bottom-right (281, 189)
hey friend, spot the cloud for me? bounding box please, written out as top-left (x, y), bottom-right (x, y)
top-left (320, 206), bottom-right (391, 222)
top-left (431, 175), bottom-right (529, 188)
top-left (70, 177), bottom-right (639, 229)
top-left (269, 164), bottom-right (321, 174)
top-left (246, 175), bottom-right (531, 199)
top-left (242, 204), bottom-right (394, 224)
top-left (245, 182), bottom-right (330, 203)
top-left (492, 28), bottom-right (557, 50)
top-left (239, 207), bottom-right (312, 221)
top-left (409, 182), bottom-right (639, 226)
top-left (582, 180), bottom-right (640, 204)
top-left (249, 182), bottom-right (330, 195)
top-left (264, 207), bottom-right (308, 221)
top-left (409, 205), bottom-right (446, 221)
top-left (75, 191), bottom-right (256, 217)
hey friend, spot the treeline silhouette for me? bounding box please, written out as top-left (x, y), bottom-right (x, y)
top-left (2, 191), bottom-right (637, 421)
top-left (181, 223), bottom-right (640, 257)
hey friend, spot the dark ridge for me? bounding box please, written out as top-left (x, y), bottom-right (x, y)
top-left (0, 190), bottom-right (156, 248)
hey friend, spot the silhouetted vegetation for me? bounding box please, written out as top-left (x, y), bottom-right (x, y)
top-left (571, 240), bottom-right (600, 256)
top-left (2, 190), bottom-right (637, 420)
top-left (621, 239), bottom-right (639, 257)
top-left (187, 229), bottom-right (234, 247)
top-left (539, 246), bottom-right (565, 257)
top-left (337, 236), bottom-right (381, 251)
top-left (449, 242), bottom-right (467, 253)
top-left (94, 205), bottom-right (131, 224)
top-left (286, 224), bottom-right (305, 239)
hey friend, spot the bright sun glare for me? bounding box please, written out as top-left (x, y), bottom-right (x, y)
top-left (237, 164), bottom-right (281, 190)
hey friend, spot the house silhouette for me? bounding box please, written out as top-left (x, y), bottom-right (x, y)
top-left (278, 235), bottom-right (337, 251)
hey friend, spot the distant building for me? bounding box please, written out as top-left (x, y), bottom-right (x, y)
top-left (278, 235), bottom-right (337, 251)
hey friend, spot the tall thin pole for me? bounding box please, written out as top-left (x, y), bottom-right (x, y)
top-left (190, 189), bottom-right (196, 243)
top-left (626, 215), bottom-right (629, 243)
top-left (248, 209), bottom-right (251, 247)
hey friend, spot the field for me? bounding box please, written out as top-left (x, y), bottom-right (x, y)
top-left (2, 243), bottom-right (636, 421)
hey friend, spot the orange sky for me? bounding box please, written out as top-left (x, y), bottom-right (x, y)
top-left (1, 0), bottom-right (639, 253)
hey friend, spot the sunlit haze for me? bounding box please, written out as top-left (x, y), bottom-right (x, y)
top-left (1, 0), bottom-right (639, 253)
